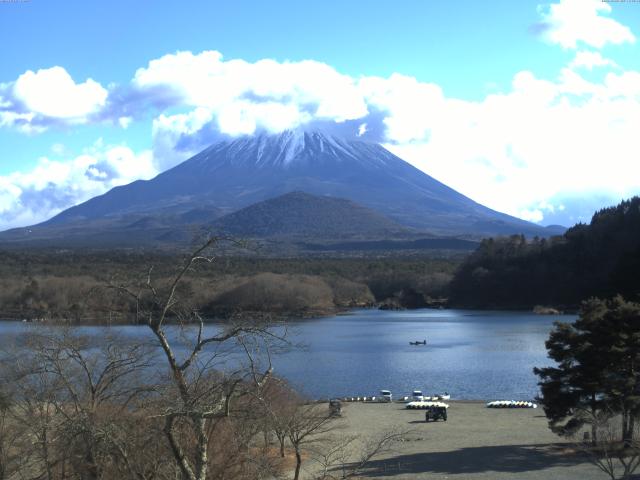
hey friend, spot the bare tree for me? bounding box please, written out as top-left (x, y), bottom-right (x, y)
top-left (0, 238), bottom-right (290, 480)
top-left (576, 410), bottom-right (640, 480)
top-left (255, 377), bottom-right (299, 458)
top-left (111, 237), bottom-right (284, 480)
top-left (286, 403), bottom-right (337, 480)
top-left (2, 340), bottom-right (66, 480)
top-left (0, 390), bottom-right (26, 480)
top-left (4, 330), bottom-right (161, 480)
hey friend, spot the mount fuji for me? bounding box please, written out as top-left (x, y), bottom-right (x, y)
top-left (0, 130), bottom-right (563, 248)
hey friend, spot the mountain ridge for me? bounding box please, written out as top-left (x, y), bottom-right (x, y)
top-left (211, 191), bottom-right (410, 239)
top-left (1, 130), bottom-right (564, 248)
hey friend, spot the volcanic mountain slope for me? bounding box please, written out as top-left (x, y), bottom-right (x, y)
top-left (1, 130), bottom-right (562, 246)
top-left (0, 193), bottom-right (416, 249)
top-left (212, 191), bottom-right (409, 239)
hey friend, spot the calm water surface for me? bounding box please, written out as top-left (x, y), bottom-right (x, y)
top-left (0, 309), bottom-right (572, 401)
top-left (277, 309), bottom-right (572, 400)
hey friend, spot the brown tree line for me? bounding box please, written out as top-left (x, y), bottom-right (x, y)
top-left (0, 250), bottom-right (457, 323)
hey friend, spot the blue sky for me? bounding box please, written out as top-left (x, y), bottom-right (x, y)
top-left (1, 0), bottom-right (640, 230)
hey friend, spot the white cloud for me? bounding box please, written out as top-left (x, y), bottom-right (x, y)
top-left (0, 110), bottom-right (41, 133)
top-left (359, 73), bottom-right (445, 143)
top-left (151, 107), bottom-right (215, 170)
top-left (604, 70), bottom-right (640, 97)
top-left (518, 208), bottom-right (545, 223)
top-left (118, 116), bottom-right (133, 129)
top-left (4, 35), bottom-right (640, 229)
top-left (138, 51), bottom-right (372, 170)
top-left (538, 0), bottom-right (635, 49)
top-left (374, 66), bottom-right (640, 224)
top-left (13, 66), bottom-right (108, 120)
top-left (133, 48), bottom-right (640, 225)
top-left (569, 50), bottom-right (618, 70)
top-left (134, 50), bottom-right (368, 136)
top-left (0, 144), bottom-right (156, 230)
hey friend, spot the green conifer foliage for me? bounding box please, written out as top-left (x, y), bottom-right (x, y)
top-left (535, 296), bottom-right (640, 445)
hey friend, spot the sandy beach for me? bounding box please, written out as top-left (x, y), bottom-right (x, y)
top-left (307, 400), bottom-right (608, 480)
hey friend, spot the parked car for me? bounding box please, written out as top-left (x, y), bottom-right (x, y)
top-left (425, 405), bottom-right (448, 422)
top-left (329, 399), bottom-right (342, 416)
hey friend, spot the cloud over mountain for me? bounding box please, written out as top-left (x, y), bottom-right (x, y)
top-left (0, 0), bottom-right (639, 230)
top-left (0, 142), bottom-right (155, 230)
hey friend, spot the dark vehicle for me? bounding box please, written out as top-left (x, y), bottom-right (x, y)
top-left (329, 399), bottom-right (342, 417)
top-left (425, 406), bottom-right (447, 422)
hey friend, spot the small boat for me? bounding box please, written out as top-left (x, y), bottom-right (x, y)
top-left (434, 392), bottom-right (450, 400)
top-left (409, 339), bottom-right (427, 345)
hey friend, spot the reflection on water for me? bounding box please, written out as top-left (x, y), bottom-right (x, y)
top-left (0, 308), bottom-right (572, 400)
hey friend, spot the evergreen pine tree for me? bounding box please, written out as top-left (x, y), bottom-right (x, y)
top-left (535, 296), bottom-right (640, 445)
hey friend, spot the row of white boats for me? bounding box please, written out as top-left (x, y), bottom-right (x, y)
top-left (406, 401), bottom-right (450, 409)
top-left (403, 390), bottom-right (451, 409)
top-left (382, 389), bottom-right (450, 402)
top-left (406, 399), bottom-right (537, 409)
top-left (486, 400), bottom-right (538, 409)
top-left (340, 389), bottom-right (450, 403)
top-left (339, 390), bottom-right (537, 409)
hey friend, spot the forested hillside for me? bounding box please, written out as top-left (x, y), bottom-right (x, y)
top-left (450, 197), bottom-right (640, 309)
top-left (0, 252), bottom-right (458, 322)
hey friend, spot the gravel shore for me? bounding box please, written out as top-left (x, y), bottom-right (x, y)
top-left (312, 400), bottom-right (607, 480)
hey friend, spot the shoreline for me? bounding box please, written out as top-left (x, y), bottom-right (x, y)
top-left (314, 399), bottom-right (531, 405)
top-left (0, 304), bottom-right (575, 326)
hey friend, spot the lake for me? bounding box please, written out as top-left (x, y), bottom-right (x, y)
top-left (0, 308), bottom-right (571, 401)
top-left (275, 308), bottom-right (570, 400)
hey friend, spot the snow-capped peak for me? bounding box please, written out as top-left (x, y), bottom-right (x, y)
top-left (202, 128), bottom-right (390, 170)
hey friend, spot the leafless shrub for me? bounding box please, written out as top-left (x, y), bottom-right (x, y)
top-left (311, 428), bottom-right (411, 480)
top-left (576, 411), bottom-right (640, 480)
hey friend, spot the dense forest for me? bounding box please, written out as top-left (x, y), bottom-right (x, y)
top-left (0, 251), bottom-right (460, 322)
top-left (7, 196), bottom-right (639, 320)
top-left (449, 197), bottom-right (640, 309)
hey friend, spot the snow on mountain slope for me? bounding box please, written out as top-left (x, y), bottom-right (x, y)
top-left (24, 130), bottom-right (551, 238)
